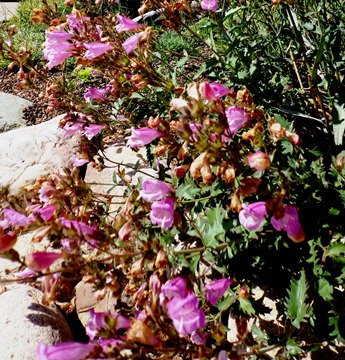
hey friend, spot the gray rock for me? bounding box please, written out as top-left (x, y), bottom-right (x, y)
top-left (0, 285), bottom-right (73, 360)
top-left (0, 114), bottom-right (81, 195)
top-left (0, 92), bottom-right (32, 132)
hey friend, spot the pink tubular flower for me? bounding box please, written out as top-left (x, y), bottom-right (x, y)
top-left (150, 197), bottom-right (174, 230)
top-left (26, 251), bottom-right (63, 272)
top-left (205, 278), bottom-right (233, 306)
top-left (36, 341), bottom-right (98, 360)
top-left (140, 178), bottom-right (173, 202)
top-left (239, 201), bottom-right (267, 231)
top-left (84, 42), bottom-right (113, 60)
top-left (225, 106), bottom-right (249, 136)
top-left (190, 330), bottom-right (206, 345)
top-left (0, 231), bottom-right (17, 253)
top-left (62, 121), bottom-right (84, 138)
top-left (83, 124), bottom-right (105, 140)
top-left (271, 205), bottom-right (305, 243)
top-left (247, 151), bottom-right (270, 171)
top-left (70, 155), bottom-right (89, 167)
top-left (115, 14), bottom-right (141, 32)
top-left (160, 277), bottom-right (190, 304)
top-left (86, 309), bottom-right (131, 341)
top-left (167, 294), bottom-right (206, 336)
top-left (30, 205), bottom-right (57, 222)
top-left (84, 87), bottom-right (108, 102)
top-left (122, 32), bottom-right (144, 54)
top-left (200, 82), bottom-right (231, 101)
top-left (201, 0), bottom-right (218, 12)
top-left (3, 208), bottom-right (32, 227)
top-left (66, 13), bottom-right (90, 32)
top-left (127, 127), bottom-right (165, 148)
top-left (43, 31), bottom-right (74, 69)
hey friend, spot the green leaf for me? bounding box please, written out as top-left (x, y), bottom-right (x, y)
top-left (203, 205), bottom-right (226, 248)
top-left (318, 278), bottom-right (333, 301)
top-left (325, 243), bottom-right (345, 263)
top-left (284, 270), bottom-right (309, 329)
top-left (239, 297), bottom-right (256, 315)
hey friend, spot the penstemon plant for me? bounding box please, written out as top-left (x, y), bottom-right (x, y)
top-left (1, 0), bottom-right (345, 358)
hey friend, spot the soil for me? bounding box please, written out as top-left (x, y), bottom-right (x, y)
top-left (0, 68), bottom-right (65, 126)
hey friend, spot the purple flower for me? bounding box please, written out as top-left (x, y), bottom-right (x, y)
top-left (167, 294), bottom-right (206, 336)
top-left (160, 277), bottom-right (190, 304)
top-left (26, 251), bottom-right (63, 272)
top-left (3, 208), bottom-right (32, 226)
top-left (205, 278), bottom-right (233, 306)
top-left (225, 106), bottom-right (249, 136)
top-left (150, 197), bottom-right (174, 230)
top-left (83, 124), bottom-right (105, 140)
top-left (127, 127), bottom-right (165, 147)
top-left (86, 309), bottom-right (131, 341)
top-left (200, 81), bottom-right (231, 100)
top-left (43, 31), bottom-right (74, 69)
top-left (122, 32), bottom-right (144, 54)
top-left (62, 121), bottom-right (84, 138)
top-left (36, 341), bottom-right (97, 360)
top-left (140, 178), bottom-right (173, 202)
top-left (66, 14), bottom-right (89, 32)
top-left (239, 201), bottom-right (267, 231)
top-left (84, 87), bottom-right (108, 102)
top-left (115, 14), bottom-right (141, 32)
top-left (218, 350), bottom-right (229, 360)
top-left (84, 42), bottom-right (113, 60)
top-left (190, 330), bottom-right (206, 345)
top-left (201, 0), bottom-right (219, 12)
top-left (31, 205), bottom-right (57, 222)
top-left (70, 155), bottom-right (89, 167)
top-left (271, 205), bottom-right (305, 243)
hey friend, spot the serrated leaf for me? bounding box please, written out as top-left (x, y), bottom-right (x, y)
top-left (318, 278), bottom-right (333, 301)
top-left (325, 243), bottom-right (345, 262)
top-left (284, 270), bottom-right (309, 329)
top-left (238, 297), bottom-right (256, 315)
top-left (203, 205), bottom-right (226, 248)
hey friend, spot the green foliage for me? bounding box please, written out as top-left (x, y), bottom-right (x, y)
top-left (285, 270), bottom-right (310, 329)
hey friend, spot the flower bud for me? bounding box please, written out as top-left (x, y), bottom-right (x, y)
top-left (118, 219), bottom-right (132, 241)
top-left (239, 286), bottom-right (249, 299)
top-left (247, 151), bottom-right (270, 171)
top-left (0, 231), bottom-right (17, 253)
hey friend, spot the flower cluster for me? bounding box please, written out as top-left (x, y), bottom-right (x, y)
top-left (160, 277), bottom-right (206, 337)
top-left (140, 178), bottom-right (175, 230)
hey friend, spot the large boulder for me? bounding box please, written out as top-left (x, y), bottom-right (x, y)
top-left (0, 114), bottom-right (80, 195)
top-left (0, 92), bottom-right (32, 132)
top-left (0, 285), bottom-right (73, 360)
